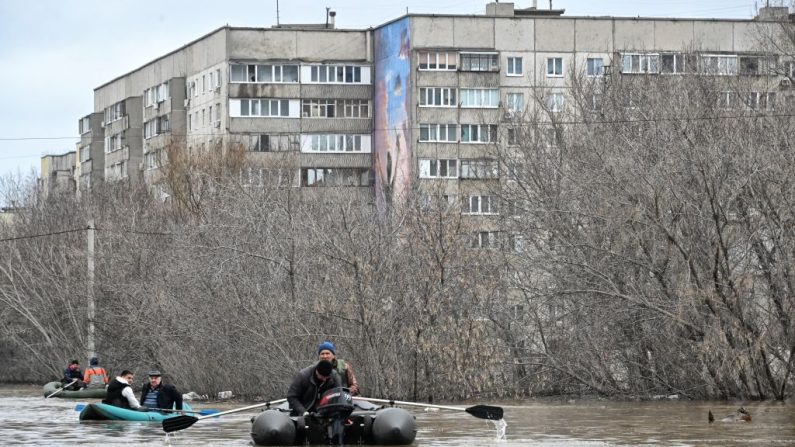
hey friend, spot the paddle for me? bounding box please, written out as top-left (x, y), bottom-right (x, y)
top-left (353, 397), bottom-right (504, 420)
top-left (73, 403), bottom-right (218, 416)
top-left (46, 379), bottom-right (78, 398)
top-left (162, 398), bottom-right (287, 433)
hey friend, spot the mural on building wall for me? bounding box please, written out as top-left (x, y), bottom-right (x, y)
top-left (373, 17), bottom-right (411, 212)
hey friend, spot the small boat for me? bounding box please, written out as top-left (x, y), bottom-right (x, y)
top-left (42, 381), bottom-right (107, 399)
top-left (251, 388), bottom-right (416, 446)
top-left (79, 402), bottom-right (194, 422)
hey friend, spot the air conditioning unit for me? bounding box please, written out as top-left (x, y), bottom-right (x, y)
top-left (214, 85), bottom-right (221, 93)
top-left (503, 111), bottom-right (514, 120)
top-left (780, 78), bottom-right (792, 88)
top-left (214, 120), bottom-right (221, 128)
top-left (153, 103), bottom-right (160, 112)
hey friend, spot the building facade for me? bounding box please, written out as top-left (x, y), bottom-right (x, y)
top-left (67, 3), bottom-right (792, 211)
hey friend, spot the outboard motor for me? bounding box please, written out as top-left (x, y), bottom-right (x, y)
top-left (315, 387), bottom-right (354, 445)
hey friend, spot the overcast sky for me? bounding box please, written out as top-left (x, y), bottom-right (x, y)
top-left (0, 0), bottom-right (771, 179)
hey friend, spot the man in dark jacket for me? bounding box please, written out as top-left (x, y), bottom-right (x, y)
top-left (140, 370), bottom-right (183, 411)
top-left (287, 360), bottom-right (340, 416)
top-left (61, 360), bottom-right (85, 390)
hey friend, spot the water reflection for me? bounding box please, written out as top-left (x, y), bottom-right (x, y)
top-left (2, 386), bottom-right (794, 446)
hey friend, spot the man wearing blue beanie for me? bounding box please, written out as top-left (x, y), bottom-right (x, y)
top-left (317, 340), bottom-right (360, 395)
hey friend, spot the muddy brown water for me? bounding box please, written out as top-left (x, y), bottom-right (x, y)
top-left (1, 385), bottom-right (794, 446)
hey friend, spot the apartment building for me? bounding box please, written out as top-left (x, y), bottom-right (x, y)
top-left (76, 113), bottom-right (105, 194)
top-left (72, 2), bottom-right (792, 218)
top-left (39, 151), bottom-right (76, 199)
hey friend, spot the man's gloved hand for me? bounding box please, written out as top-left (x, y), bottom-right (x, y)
top-left (302, 411), bottom-right (312, 417)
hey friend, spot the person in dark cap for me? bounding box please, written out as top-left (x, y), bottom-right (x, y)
top-left (140, 369), bottom-right (183, 411)
top-left (82, 357), bottom-right (109, 389)
top-left (317, 340), bottom-right (360, 395)
top-left (61, 359), bottom-right (85, 390)
top-left (286, 360), bottom-right (341, 416)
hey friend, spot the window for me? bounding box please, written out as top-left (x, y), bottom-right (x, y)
top-left (545, 93), bottom-right (565, 113)
top-left (507, 234), bottom-right (525, 253)
top-left (307, 65), bottom-right (366, 83)
top-left (79, 117), bottom-right (91, 134)
top-left (463, 196), bottom-right (498, 215)
top-left (301, 99), bottom-right (370, 118)
top-left (546, 57), bottom-right (563, 77)
top-left (460, 159), bottom-right (499, 179)
top-left (304, 134), bottom-right (369, 153)
top-left (419, 87), bottom-right (457, 107)
top-left (507, 57), bottom-right (523, 76)
top-left (104, 101), bottom-right (125, 124)
top-left (542, 127), bottom-right (562, 147)
top-left (507, 127), bottom-right (518, 146)
top-left (79, 145), bottom-right (90, 162)
top-left (506, 93), bottom-right (524, 112)
top-left (419, 124), bottom-right (457, 142)
top-left (230, 63), bottom-right (300, 83)
top-left (460, 89), bottom-right (499, 108)
top-left (144, 151), bottom-right (161, 170)
top-left (460, 53), bottom-right (499, 72)
top-left (103, 134), bottom-right (123, 153)
top-left (746, 92), bottom-right (776, 110)
top-left (661, 53), bottom-right (696, 74)
top-left (418, 51), bottom-right (457, 70)
top-left (586, 58), bottom-right (604, 77)
top-left (700, 55), bottom-right (738, 75)
top-left (471, 231), bottom-right (499, 249)
top-left (621, 53), bottom-right (660, 74)
top-left (249, 134), bottom-right (298, 152)
top-left (301, 168), bottom-right (372, 187)
top-left (716, 91), bottom-right (737, 109)
top-left (236, 99), bottom-right (291, 117)
top-left (419, 159), bottom-right (458, 178)
top-left (461, 124), bottom-right (497, 143)
top-left (739, 56), bottom-right (774, 76)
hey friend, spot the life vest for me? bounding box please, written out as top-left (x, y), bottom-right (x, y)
top-left (84, 367), bottom-right (108, 388)
top-left (103, 379), bottom-right (131, 408)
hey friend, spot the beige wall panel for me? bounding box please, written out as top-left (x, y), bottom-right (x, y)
top-left (229, 118), bottom-right (301, 133)
top-left (453, 17), bottom-right (495, 49)
top-left (733, 22), bottom-right (773, 53)
top-left (417, 108), bottom-right (458, 123)
top-left (412, 17), bottom-right (456, 48)
top-left (574, 19), bottom-right (613, 53)
top-left (495, 19), bottom-right (534, 51)
top-left (459, 109), bottom-right (501, 123)
top-left (300, 85), bottom-right (372, 99)
top-left (299, 153), bottom-right (371, 168)
top-left (535, 19), bottom-right (575, 52)
top-left (614, 20), bottom-right (655, 50)
top-left (299, 119), bottom-right (372, 133)
top-left (229, 84), bottom-right (302, 98)
top-left (297, 32), bottom-right (369, 61)
top-left (458, 72), bottom-right (501, 88)
top-left (458, 144), bottom-right (496, 159)
top-left (500, 52), bottom-right (533, 87)
top-left (693, 22), bottom-right (734, 52)
top-left (416, 144), bottom-right (460, 159)
top-left (416, 71), bottom-right (459, 87)
top-left (653, 21), bottom-right (696, 51)
top-left (230, 30), bottom-right (298, 60)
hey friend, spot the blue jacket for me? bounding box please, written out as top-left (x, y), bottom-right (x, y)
top-left (63, 366), bottom-right (82, 382)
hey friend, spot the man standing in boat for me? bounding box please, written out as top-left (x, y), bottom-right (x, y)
top-left (287, 359), bottom-right (341, 416)
top-left (61, 360), bottom-right (85, 390)
top-left (103, 370), bottom-right (145, 410)
top-left (82, 357), bottom-right (109, 389)
top-left (140, 369), bottom-right (183, 411)
top-left (317, 341), bottom-right (360, 396)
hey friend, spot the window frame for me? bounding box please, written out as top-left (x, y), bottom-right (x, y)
top-left (506, 57), bottom-right (523, 76)
top-left (546, 57), bottom-right (564, 77)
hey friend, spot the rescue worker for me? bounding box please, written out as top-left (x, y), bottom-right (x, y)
top-left (140, 370), bottom-right (183, 411)
top-left (82, 357), bottom-right (109, 389)
top-left (102, 370), bottom-right (145, 410)
top-left (317, 340), bottom-right (360, 395)
top-left (61, 360), bottom-right (85, 390)
top-left (287, 360), bottom-right (340, 416)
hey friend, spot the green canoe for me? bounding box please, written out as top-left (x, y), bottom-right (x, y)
top-left (79, 402), bottom-right (194, 421)
top-left (42, 381), bottom-right (107, 399)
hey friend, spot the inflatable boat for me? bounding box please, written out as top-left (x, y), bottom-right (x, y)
top-left (79, 402), bottom-right (194, 422)
top-left (42, 381), bottom-right (107, 399)
top-left (251, 388), bottom-right (416, 446)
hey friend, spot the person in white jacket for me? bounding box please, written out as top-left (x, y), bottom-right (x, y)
top-left (101, 370), bottom-right (145, 410)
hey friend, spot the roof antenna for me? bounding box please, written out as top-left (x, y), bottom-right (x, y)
top-left (276, 0), bottom-right (280, 26)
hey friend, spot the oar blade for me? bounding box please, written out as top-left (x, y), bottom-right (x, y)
top-left (465, 405), bottom-right (503, 420)
top-left (162, 415), bottom-right (199, 433)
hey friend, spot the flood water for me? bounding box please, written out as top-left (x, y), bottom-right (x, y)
top-left (2, 385), bottom-right (794, 446)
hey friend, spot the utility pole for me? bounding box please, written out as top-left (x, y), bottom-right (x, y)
top-left (276, 0), bottom-right (280, 26)
top-left (87, 220), bottom-right (95, 361)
